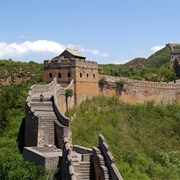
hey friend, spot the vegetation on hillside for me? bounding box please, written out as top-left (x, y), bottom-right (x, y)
top-left (67, 96), bottom-right (180, 180)
top-left (146, 46), bottom-right (171, 68)
top-left (0, 60), bottom-right (47, 179)
top-left (99, 65), bottom-right (177, 82)
top-left (124, 58), bottom-right (147, 69)
top-left (0, 51), bottom-right (179, 179)
top-left (0, 59), bottom-right (43, 85)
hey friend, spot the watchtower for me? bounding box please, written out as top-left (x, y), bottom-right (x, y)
top-left (167, 43), bottom-right (180, 77)
top-left (43, 48), bottom-right (99, 104)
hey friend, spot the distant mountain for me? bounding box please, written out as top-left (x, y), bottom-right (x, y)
top-left (124, 46), bottom-right (171, 69)
top-left (124, 58), bottom-right (147, 69)
top-left (124, 45), bottom-right (180, 69)
top-left (99, 46), bottom-right (178, 82)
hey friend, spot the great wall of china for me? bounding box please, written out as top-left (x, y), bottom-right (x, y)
top-left (99, 75), bottom-right (180, 104)
top-left (23, 46), bottom-right (180, 179)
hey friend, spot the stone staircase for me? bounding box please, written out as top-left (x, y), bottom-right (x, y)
top-left (70, 152), bottom-right (96, 180)
top-left (30, 92), bottom-right (57, 145)
top-left (79, 161), bottom-right (95, 180)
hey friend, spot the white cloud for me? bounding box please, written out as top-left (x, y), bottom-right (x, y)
top-left (0, 40), bottom-right (65, 59)
top-left (0, 40), bottom-right (110, 60)
top-left (150, 45), bottom-right (165, 53)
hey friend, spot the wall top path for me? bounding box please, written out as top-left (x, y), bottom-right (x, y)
top-left (26, 77), bottom-right (58, 107)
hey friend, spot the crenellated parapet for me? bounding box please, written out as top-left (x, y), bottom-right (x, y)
top-left (126, 79), bottom-right (180, 89)
top-left (98, 134), bottom-right (123, 180)
top-left (44, 58), bottom-right (98, 69)
top-left (62, 136), bottom-right (77, 180)
top-left (100, 75), bottom-right (180, 89)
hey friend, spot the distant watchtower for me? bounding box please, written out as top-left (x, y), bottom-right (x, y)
top-left (43, 48), bottom-right (99, 104)
top-left (167, 43), bottom-right (180, 77)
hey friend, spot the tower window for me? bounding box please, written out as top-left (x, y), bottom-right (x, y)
top-left (49, 73), bottom-right (52, 78)
top-left (93, 74), bottom-right (95, 78)
top-left (58, 73), bottom-right (61, 78)
top-left (80, 73), bottom-right (82, 77)
top-left (87, 73), bottom-right (89, 78)
top-left (68, 72), bottom-right (71, 77)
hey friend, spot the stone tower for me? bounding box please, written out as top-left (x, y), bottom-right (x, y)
top-left (43, 48), bottom-right (99, 105)
top-left (167, 43), bottom-right (180, 77)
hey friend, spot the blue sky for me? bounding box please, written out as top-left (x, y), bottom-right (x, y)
top-left (0, 0), bottom-right (180, 64)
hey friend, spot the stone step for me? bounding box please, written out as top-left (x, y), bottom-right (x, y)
top-left (36, 113), bottom-right (56, 118)
top-left (32, 93), bottom-right (53, 98)
top-left (31, 98), bottom-right (52, 102)
top-left (40, 114), bottom-right (57, 119)
top-left (30, 102), bottom-right (52, 106)
top-left (41, 125), bottom-right (55, 129)
top-left (33, 107), bottom-right (53, 111)
top-left (40, 120), bottom-right (56, 124)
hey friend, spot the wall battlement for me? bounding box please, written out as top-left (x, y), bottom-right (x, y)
top-left (100, 75), bottom-right (180, 89)
top-left (44, 58), bottom-right (98, 69)
top-left (170, 49), bottom-right (180, 53)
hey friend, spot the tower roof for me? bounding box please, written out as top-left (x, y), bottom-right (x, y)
top-left (63, 48), bottom-right (86, 59)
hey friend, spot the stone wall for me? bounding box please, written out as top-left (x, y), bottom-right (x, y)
top-left (92, 147), bottom-right (110, 180)
top-left (25, 104), bottom-right (38, 146)
top-left (98, 134), bottom-right (123, 180)
top-left (99, 75), bottom-right (180, 104)
top-left (23, 147), bottom-right (62, 170)
top-left (61, 137), bottom-right (77, 180)
top-left (25, 78), bottom-right (58, 147)
top-left (52, 80), bottom-right (73, 145)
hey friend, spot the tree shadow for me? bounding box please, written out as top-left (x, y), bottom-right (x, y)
top-left (17, 117), bottom-right (25, 153)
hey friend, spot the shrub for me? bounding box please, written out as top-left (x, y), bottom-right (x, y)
top-left (99, 77), bottom-right (106, 85)
top-left (65, 89), bottom-right (73, 97)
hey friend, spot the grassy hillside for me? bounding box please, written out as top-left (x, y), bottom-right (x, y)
top-left (67, 96), bottom-right (180, 180)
